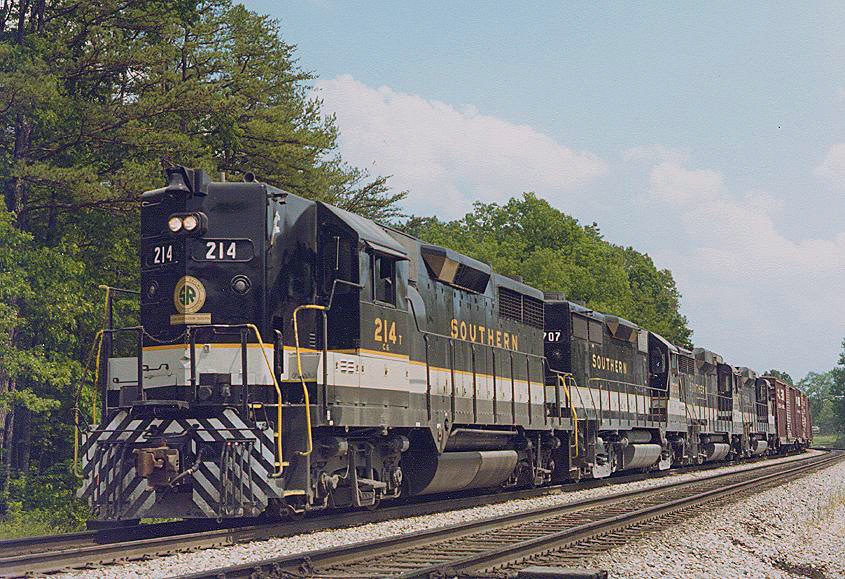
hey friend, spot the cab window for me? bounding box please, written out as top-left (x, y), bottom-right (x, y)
top-left (373, 253), bottom-right (396, 305)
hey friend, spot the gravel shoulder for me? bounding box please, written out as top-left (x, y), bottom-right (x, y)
top-left (588, 453), bottom-right (845, 578)
top-left (63, 450), bottom-right (827, 579)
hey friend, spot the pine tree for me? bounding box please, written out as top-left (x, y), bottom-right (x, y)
top-left (0, 0), bottom-right (404, 510)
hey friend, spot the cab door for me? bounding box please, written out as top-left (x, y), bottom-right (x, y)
top-left (359, 251), bottom-right (411, 425)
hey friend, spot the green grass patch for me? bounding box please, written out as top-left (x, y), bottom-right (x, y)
top-left (813, 433), bottom-right (844, 447)
top-left (0, 502), bottom-right (84, 539)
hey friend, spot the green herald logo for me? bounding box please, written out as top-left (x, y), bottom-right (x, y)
top-left (179, 285), bottom-right (196, 306)
top-left (173, 276), bottom-right (206, 314)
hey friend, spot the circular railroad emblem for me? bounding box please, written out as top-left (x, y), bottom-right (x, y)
top-left (173, 276), bottom-right (206, 314)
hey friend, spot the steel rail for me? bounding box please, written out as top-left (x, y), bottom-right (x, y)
top-left (0, 469), bottom-right (666, 577)
top-left (176, 451), bottom-right (836, 579)
top-left (407, 451), bottom-right (844, 577)
top-left (0, 518), bottom-right (234, 560)
top-left (0, 448), bottom-right (791, 574)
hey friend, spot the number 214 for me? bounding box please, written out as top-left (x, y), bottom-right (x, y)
top-left (374, 318), bottom-right (399, 345)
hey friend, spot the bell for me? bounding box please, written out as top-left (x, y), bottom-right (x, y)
top-left (165, 167), bottom-right (192, 194)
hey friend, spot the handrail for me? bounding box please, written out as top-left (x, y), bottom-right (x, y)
top-left (558, 373), bottom-right (579, 455)
top-left (241, 323), bottom-right (289, 474)
top-left (292, 305), bottom-right (325, 458)
top-left (587, 376), bottom-right (667, 397)
top-left (91, 330), bottom-right (105, 425)
top-left (185, 323), bottom-right (286, 477)
top-left (74, 323), bottom-right (144, 479)
top-left (587, 377), bottom-right (671, 426)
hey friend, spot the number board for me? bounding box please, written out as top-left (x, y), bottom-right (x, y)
top-left (191, 239), bottom-right (254, 262)
top-left (145, 242), bottom-right (177, 267)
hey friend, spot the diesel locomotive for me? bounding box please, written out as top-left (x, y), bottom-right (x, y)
top-left (77, 167), bottom-right (811, 522)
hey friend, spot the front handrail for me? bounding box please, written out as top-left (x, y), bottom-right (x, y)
top-left (186, 323), bottom-right (286, 477)
top-left (74, 325), bottom-right (143, 478)
top-left (243, 324), bottom-right (286, 475)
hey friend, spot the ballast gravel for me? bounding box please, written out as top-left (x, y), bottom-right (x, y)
top-left (587, 452), bottom-right (845, 578)
top-left (62, 450), bottom-right (827, 578)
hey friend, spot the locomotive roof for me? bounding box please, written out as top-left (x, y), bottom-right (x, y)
top-left (553, 299), bottom-right (642, 331)
top-left (383, 224), bottom-right (542, 298)
top-left (676, 345), bottom-right (694, 357)
top-left (319, 202), bottom-right (408, 259)
top-left (492, 272), bottom-right (543, 299)
top-left (649, 331), bottom-right (679, 354)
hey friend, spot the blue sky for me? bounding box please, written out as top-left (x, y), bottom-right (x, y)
top-left (246, 1), bottom-right (845, 379)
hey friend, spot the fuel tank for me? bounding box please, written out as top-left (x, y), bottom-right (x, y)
top-left (405, 450), bottom-right (518, 495)
top-left (702, 442), bottom-right (730, 462)
top-left (620, 443), bottom-right (661, 470)
top-left (751, 439), bottom-right (768, 455)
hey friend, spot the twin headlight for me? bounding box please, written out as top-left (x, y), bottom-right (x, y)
top-left (167, 212), bottom-right (207, 236)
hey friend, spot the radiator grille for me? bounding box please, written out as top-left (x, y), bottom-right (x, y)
top-left (678, 355), bottom-right (695, 375)
top-left (499, 287), bottom-right (523, 321)
top-left (498, 287), bottom-right (545, 329)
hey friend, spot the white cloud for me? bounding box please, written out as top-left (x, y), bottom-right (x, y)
top-left (646, 157), bottom-right (845, 374)
top-left (314, 75), bottom-right (608, 217)
top-left (814, 143), bottom-right (845, 182)
top-left (649, 161), bottom-right (724, 204)
top-left (623, 145), bottom-right (689, 165)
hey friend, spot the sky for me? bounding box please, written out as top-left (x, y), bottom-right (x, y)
top-left (245, 1), bottom-right (845, 380)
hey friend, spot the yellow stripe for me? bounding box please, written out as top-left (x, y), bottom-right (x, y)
top-left (358, 347), bottom-right (410, 360)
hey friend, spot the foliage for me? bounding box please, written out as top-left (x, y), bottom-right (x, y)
top-left (798, 370), bottom-right (837, 434)
top-left (0, 463), bottom-right (88, 538)
top-left (0, 0), bottom-right (404, 524)
top-left (830, 338), bottom-right (845, 431)
top-left (402, 194), bottom-right (693, 346)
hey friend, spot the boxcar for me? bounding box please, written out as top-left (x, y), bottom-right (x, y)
top-left (765, 376), bottom-right (811, 451)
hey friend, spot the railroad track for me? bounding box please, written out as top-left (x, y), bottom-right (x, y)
top-left (0, 518), bottom-right (243, 561)
top-left (178, 450), bottom-right (842, 579)
top-left (0, 451), bottom-right (821, 577)
top-left (0, 472), bottom-right (618, 577)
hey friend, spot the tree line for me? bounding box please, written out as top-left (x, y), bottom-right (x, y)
top-left (789, 339), bottom-right (845, 441)
top-left (1, 0), bottom-right (688, 531)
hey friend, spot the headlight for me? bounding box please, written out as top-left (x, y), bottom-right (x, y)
top-left (182, 214), bottom-right (199, 232)
top-left (167, 216), bottom-right (183, 232)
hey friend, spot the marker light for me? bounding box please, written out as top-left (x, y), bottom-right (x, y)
top-left (182, 214), bottom-right (199, 232)
top-left (167, 216), bottom-right (183, 232)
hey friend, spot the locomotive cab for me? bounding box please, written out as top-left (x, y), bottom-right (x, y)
top-left (136, 167), bottom-right (277, 404)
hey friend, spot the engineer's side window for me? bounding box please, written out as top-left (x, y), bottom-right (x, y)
top-left (373, 254), bottom-right (395, 305)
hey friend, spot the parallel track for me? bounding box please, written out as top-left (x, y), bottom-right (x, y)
top-left (0, 451), bottom-right (820, 577)
top-left (179, 450), bottom-right (840, 579)
top-left (0, 472), bottom-right (635, 576)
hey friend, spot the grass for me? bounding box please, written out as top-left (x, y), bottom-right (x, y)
top-left (813, 432), bottom-right (844, 447)
top-left (0, 502), bottom-right (85, 539)
top-left (808, 486), bottom-right (845, 529)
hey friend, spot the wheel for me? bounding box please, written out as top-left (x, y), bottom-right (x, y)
top-left (365, 497), bottom-right (381, 511)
